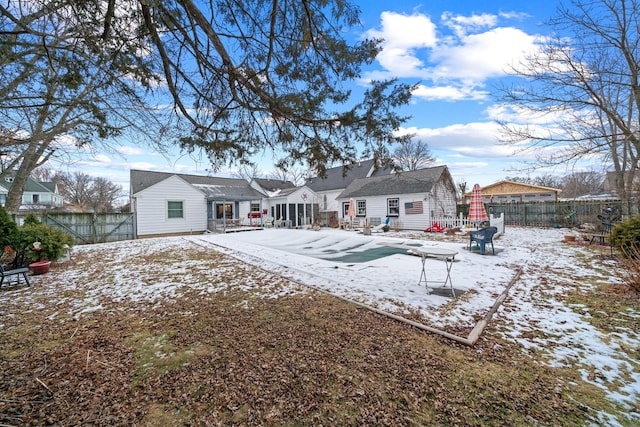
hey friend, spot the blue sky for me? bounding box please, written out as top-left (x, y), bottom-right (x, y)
top-left (53, 0), bottom-right (593, 196)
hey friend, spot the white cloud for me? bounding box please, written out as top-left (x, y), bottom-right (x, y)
top-left (92, 154), bottom-right (112, 164)
top-left (363, 11), bottom-right (437, 77)
top-left (116, 146), bottom-right (146, 156)
top-left (441, 11), bottom-right (497, 38)
top-left (365, 11), bottom-right (437, 50)
top-left (412, 83), bottom-right (489, 101)
top-left (429, 27), bottom-right (539, 81)
top-left (362, 10), bottom-right (544, 102)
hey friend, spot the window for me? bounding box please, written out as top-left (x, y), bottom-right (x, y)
top-left (216, 203), bottom-right (233, 219)
top-left (167, 201), bottom-right (184, 218)
top-left (250, 202), bottom-right (260, 212)
top-left (387, 198), bottom-right (399, 217)
top-left (323, 194), bottom-right (327, 210)
top-left (356, 200), bottom-right (366, 217)
top-left (32, 194), bottom-right (39, 203)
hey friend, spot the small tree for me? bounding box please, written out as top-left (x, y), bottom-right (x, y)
top-left (54, 171), bottom-right (122, 212)
top-left (611, 215), bottom-right (640, 259)
top-left (18, 223), bottom-right (73, 264)
top-left (0, 205), bottom-right (19, 251)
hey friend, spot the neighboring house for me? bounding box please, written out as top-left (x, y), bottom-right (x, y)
top-left (0, 175), bottom-right (65, 210)
top-left (130, 169), bottom-right (265, 237)
top-left (464, 181), bottom-right (561, 203)
top-left (336, 165), bottom-right (457, 230)
top-left (305, 159), bottom-right (392, 226)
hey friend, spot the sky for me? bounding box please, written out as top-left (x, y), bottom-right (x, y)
top-left (2, 226), bottom-right (637, 424)
top-left (49, 0), bottom-right (596, 199)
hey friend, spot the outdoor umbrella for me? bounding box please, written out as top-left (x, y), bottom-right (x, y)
top-left (468, 184), bottom-right (488, 227)
top-left (347, 198), bottom-right (356, 229)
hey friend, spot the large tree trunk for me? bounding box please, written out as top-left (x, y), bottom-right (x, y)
top-left (5, 139), bottom-right (53, 212)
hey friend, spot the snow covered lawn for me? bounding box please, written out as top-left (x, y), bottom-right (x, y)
top-left (1, 226), bottom-right (637, 425)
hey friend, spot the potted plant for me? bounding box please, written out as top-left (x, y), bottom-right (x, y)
top-left (18, 215), bottom-right (73, 275)
top-left (363, 220), bottom-right (371, 235)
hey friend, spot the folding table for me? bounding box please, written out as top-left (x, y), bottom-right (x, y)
top-left (413, 247), bottom-right (458, 297)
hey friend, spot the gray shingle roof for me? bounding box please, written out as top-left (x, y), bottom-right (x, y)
top-left (130, 169), bottom-right (264, 201)
top-left (252, 178), bottom-right (295, 192)
top-left (337, 166), bottom-right (449, 199)
top-left (2, 176), bottom-right (54, 193)
top-left (305, 159), bottom-right (392, 192)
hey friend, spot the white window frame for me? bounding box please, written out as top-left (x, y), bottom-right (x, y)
top-left (167, 200), bottom-right (184, 219)
top-left (387, 198), bottom-right (399, 217)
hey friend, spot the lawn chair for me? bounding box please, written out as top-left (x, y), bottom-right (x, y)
top-left (469, 226), bottom-right (498, 255)
top-left (371, 216), bottom-right (391, 233)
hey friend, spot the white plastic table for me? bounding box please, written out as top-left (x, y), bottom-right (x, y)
top-left (413, 247), bottom-right (458, 296)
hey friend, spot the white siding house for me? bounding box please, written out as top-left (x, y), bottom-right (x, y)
top-left (130, 169), bottom-right (267, 237)
top-left (305, 159), bottom-right (392, 226)
top-left (337, 166), bottom-right (458, 230)
top-left (0, 176), bottom-right (64, 209)
top-left (132, 175), bottom-right (207, 237)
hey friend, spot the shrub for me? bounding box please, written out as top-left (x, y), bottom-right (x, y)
top-left (18, 223), bottom-right (74, 264)
top-left (610, 215), bottom-right (640, 259)
top-left (23, 213), bottom-right (41, 225)
top-left (615, 243), bottom-right (640, 294)
top-left (0, 205), bottom-right (19, 250)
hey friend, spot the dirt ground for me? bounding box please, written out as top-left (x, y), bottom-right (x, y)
top-left (0, 236), bottom-right (637, 426)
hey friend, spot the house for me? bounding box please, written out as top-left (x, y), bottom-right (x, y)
top-left (266, 185), bottom-right (318, 227)
top-left (464, 181), bottom-right (561, 203)
top-left (0, 175), bottom-right (65, 210)
top-left (336, 165), bottom-right (457, 230)
top-left (130, 169), bottom-right (265, 237)
top-left (305, 159), bottom-right (392, 226)
top-left (249, 177), bottom-right (318, 227)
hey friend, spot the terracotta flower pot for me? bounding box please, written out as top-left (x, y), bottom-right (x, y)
top-left (563, 235), bottom-right (576, 243)
top-left (29, 260), bottom-right (51, 275)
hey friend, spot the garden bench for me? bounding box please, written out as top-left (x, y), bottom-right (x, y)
top-left (0, 264), bottom-right (31, 289)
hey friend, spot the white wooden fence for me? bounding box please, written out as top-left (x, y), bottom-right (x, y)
top-left (430, 212), bottom-right (505, 235)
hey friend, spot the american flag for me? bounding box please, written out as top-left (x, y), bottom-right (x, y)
top-left (404, 201), bottom-right (423, 215)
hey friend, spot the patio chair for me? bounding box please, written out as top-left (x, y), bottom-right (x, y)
top-left (469, 226), bottom-right (498, 255)
top-left (371, 216), bottom-right (391, 233)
